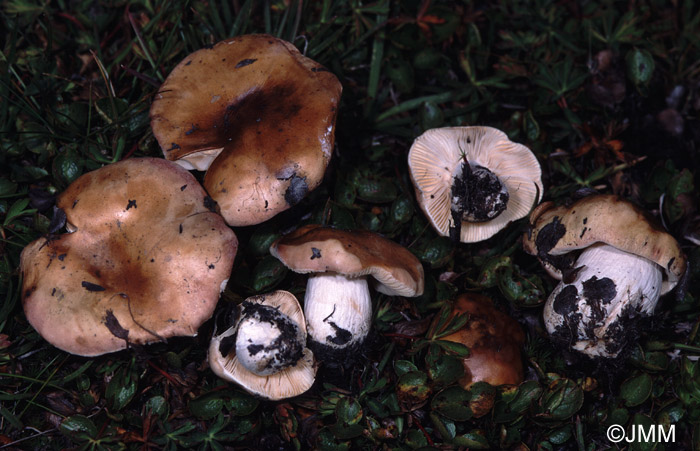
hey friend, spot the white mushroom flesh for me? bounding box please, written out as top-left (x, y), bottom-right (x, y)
top-left (543, 243), bottom-right (662, 358)
top-left (304, 273), bottom-right (372, 350)
top-left (235, 302), bottom-right (305, 376)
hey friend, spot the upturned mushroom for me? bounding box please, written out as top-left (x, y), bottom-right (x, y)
top-left (442, 293), bottom-right (525, 388)
top-left (269, 225), bottom-right (424, 358)
top-left (20, 158), bottom-right (238, 356)
top-left (408, 126), bottom-right (542, 243)
top-left (208, 290), bottom-right (316, 400)
top-left (150, 34), bottom-right (342, 226)
top-left (523, 194), bottom-right (687, 358)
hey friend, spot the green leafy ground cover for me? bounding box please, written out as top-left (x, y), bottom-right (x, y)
top-left (1, 0), bottom-right (700, 449)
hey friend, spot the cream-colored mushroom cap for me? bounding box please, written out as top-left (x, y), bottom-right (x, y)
top-left (208, 291), bottom-right (316, 400)
top-left (269, 225), bottom-right (424, 297)
top-left (150, 34), bottom-right (342, 226)
top-left (408, 126), bottom-right (542, 243)
top-left (522, 194), bottom-right (687, 294)
top-left (19, 158), bottom-right (238, 356)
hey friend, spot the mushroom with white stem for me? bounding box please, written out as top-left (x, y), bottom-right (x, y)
top-left (408, 126), bottom-right (543, 243)
top-left (523, 194), bottom-right (688, 358)
top-left (208, 290), bottom-right (316, 400)
top-left (269, 225), bottom-right (424, 360)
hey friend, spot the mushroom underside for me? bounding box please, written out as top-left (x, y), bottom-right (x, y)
top-left (543, 243), bottom-right (662, 358)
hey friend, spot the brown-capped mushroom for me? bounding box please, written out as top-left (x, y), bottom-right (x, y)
top-left (442, 293), bottom-right (525, 387)
top-left (208, 290), bottom-right (316, 400)
top-left (150, 34), bottom-right (342, 226)
top-left (523, 194), bottom-right (687, 357)
top-left (269, 225), bottom-right (424, 357)
top-left (408, 126), bottom-right (542, 242)
top-left (19, 158), bottom-right (238, 356)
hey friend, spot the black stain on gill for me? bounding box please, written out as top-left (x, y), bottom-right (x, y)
top-left (310, 248), bottom-right (322, 260)
top-left (218, 334), bottom-right (236, 357)
top-left (180, 185), bottom-right (187, 191)
top-left (126, 199), bottom-right (137, 210)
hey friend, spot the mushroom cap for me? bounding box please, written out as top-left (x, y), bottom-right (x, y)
top-left (408, 126), bottom-right (542, 243)
top-left (150, 34), bottom-right (342, 226)
top-left (269, 224), bottom-right (424, 297)
top-left (19, 158), bottom-right (238, 356)
top-left (522, 194), bottom-right (687, 294)
top-left (442, 293), bottom-right (525, 387)
top-left (208, 291), bottom-right (316, 400)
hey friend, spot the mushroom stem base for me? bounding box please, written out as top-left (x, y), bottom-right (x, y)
top-left (544, 243), bottom-right (662, 358)
top-left (304, 273), bottom-right (372, 353)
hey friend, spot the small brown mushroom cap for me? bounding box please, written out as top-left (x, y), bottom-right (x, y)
top-left (522, 194), bottom-right (686, 294)
top-left (150, 34), bottom-right (342, 226)
top-left (408, 126), bottom-right (542, 243)
top-left (442, 293), bottom-right (525, 387)
top-left (269, 225), bottom-right (424, 297)
top-left (208, 291), bottom-right (316, 400)
top-left (20, 158), bottom-right (238, 356)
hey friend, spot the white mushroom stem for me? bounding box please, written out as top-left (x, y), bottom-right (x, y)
top-left (235, 303), bottom-right (305, 376)
top-left (543, 243), bottom-right (662, 358)
top-left (304, 273), bottom-right (372, 350)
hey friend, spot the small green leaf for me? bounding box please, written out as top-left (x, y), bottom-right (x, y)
top-left (60, 415), bottom-right (97, 440)
top-left (105, 363), bottom-right (138, 411)
top-left (431, 386), bottom-right (473, 421)
top-left (394, 359), bottom-right (418, 376)
top-left (189, 392), bottom-right (225, 420)
top-left (620, 373), bottom-right (653, 407)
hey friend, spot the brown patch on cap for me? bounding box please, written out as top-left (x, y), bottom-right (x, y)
top-left (442, 293), bottom-right (525, 387)
top-left (150, 34), bottom-right (342, 226)
top-left (269, 225), bottom-right (424, 297)
top-left (20, 158), bottom-right (238, 356)
top-left (522, 194), bottom-right (686, 294)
